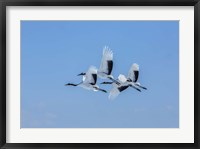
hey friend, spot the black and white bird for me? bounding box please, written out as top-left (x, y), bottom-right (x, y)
top-left (127, 63), bottom-right (147, 90)
top-left (78, 46), bottom-right (119, 84)
top-left (65, 66), bottom-right (107, 93)
top-left (97, 46), bottom-right (114, 78)
top-left (101, 74), bottom-right (141, 99)
top-left (97, 46), bottom-right (120, 84)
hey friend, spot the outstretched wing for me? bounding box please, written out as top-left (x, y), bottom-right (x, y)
top-left (109, 86), bottom-right (120, 100)
top-left (99, 46), bottom-right (113, 75)
top-left (127, 63), bottom-right (139, 82)
top-left (83, 66), bottom-right (97, 85)
top-left (109, 84), bottom-right (129, 100)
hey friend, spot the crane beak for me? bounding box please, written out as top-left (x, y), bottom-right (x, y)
top-left (77, 72), bottom-right (85, 76)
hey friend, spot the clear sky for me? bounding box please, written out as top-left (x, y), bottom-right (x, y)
top-left (21, 21), bottom-right (179, 128)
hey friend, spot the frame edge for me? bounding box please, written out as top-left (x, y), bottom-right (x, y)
top-left (1, 0), bottom-right (199, 149)
top-left (0, 1), bottom-right (6, 149)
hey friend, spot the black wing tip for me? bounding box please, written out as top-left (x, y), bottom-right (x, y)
top-left (133, 71), bottom-right (139, 82)
top-left (107, 60), bottom-right (113, 75)
top-left (92, 73), bottom-right (97, 84)
top-left (118, 85), bottom-right (129, 92)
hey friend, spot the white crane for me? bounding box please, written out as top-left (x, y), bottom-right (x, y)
top-left (101, 74), bottom-right (141, 99)
top-left (77, 46), bottom-right (119, 85)
top-left (97, 46), bottom-right (114, 79)
top-left (65, 66), bottom-right (107, 93)
top-left (127, 63), bottom-right (147, 90)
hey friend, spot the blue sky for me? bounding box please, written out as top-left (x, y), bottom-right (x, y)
top-left (21, 21), bottom-right (179, 128)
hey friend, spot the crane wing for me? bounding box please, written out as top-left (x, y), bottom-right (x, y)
top-left (128, 63), bottom-right (139, 82)
top-left (83, 66), bottom-right (97, 85)
top-left (109, 86), bottom-right (120, 100)
top-left (99, 46), bottom-right (113, 75)
top-left (118, 85), bottom-right (129, 92)
top-left (109, 85), bottom-right (129, 99)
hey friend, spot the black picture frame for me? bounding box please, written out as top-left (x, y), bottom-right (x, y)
top-left (0, 0), bottom-right (199, 149)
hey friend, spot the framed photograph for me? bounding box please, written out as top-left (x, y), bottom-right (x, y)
top-left (0, 0), bottom-right (199, 148)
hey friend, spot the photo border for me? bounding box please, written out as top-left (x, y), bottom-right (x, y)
top-left (0, 0), bottom-right (199, 149)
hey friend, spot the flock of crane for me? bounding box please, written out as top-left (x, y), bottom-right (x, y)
top-left (65, 46), bottom-right (147, 99)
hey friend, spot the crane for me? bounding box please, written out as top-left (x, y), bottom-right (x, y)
top-left (65, 66), bottom-right (107, 93)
